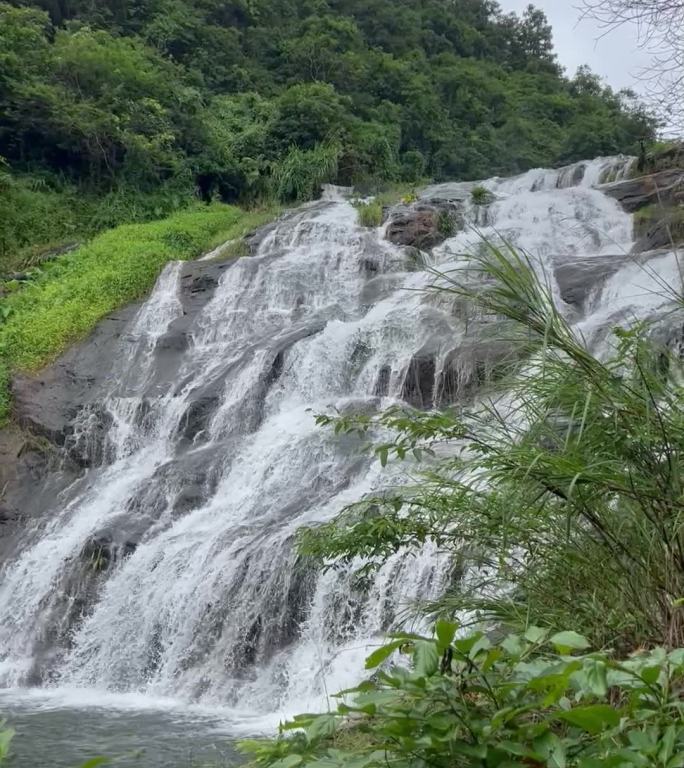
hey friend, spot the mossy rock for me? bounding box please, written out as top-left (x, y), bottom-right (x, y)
top-left (633, 203), bottom-right (684, 252)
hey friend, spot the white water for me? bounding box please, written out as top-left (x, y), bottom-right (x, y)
top-left (0, 157), bottom-right (681, 730)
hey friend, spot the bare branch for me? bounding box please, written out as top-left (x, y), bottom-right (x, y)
top-left (578, 0), bottom-right (684, 134)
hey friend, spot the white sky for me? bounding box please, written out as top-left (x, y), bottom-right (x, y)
top-left (501, 0), bottom-right (653, 93)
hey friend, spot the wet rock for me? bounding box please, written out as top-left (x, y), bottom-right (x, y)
top-left (359, 256), bottom-right (380, 275)
top-left (177, 395), bottom-right (221, 444)
top-left (266, 350), bottom-right (285, 385)
top-left (633, 207), bottom-right (684, 253)
top-left (436, 340), bottom-right (520, 405)
top-left (63, 404), bottom-right (114, 468)
top-left (554, 254), bottom-right (630, 307)
top-left (385, 201), bottom-right (461, 251)
top-left (178, 260), bottom-right (232, 317)
top-left (155, 330), bottom-right (190, 352)
top-left (11, 304), bottom-right (140, 445)
top-left (602, 169), bottom-right (684, 213)
top-left (401, 355), bottom-right (436, 408)
top-left (374, 365), bottom-right (391, 397)
top-left (642, 142), bottom-right (684, 175)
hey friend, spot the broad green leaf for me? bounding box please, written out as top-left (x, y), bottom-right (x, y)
top-left (435, 619), bottom-right (457, 651)
top-left (556, 704), bottom-right (620, 734)
top-left (524, 626), bottom-right (549, 644)
top-left (469, 634), bottom-right (491, 659)
top-left (637, 664), bottom-right (662, 685)
top-left (582, 659), bottom-right (608, 697)
top-left (534, 731), bottom-right (567, 768)
top-left (79, 759), bottom-right (111, 768)
top-left (414, 640), bottom-right (440, 676)
top-left (0, 727), bottom-right (14, 759)
top-left (549, 631), bottom-right (590, 652)
top-left (280, 755), bottom-right (304, 768)
top-left (377, 446), bottom-right (388, 467)
top-left (501, 634), bottom-right (524, 657)
top-left (658, 724), bottom-right (677, 764)
top-left (364, 640), bottom-right (403, 669)
top-left (306, 714), bottom-right (337, 742)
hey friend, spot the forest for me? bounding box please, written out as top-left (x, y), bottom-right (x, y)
top-left (0, 0), bottom-right (657, 264)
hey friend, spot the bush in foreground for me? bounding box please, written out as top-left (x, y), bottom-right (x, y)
top-left (242, 622), bottom-right (684, 768)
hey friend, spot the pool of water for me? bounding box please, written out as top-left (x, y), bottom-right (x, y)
top-left (0, 689), bottom-right (264, 767)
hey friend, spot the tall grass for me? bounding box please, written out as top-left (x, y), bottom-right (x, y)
top-left (0, 172), bottom-right (195, 274)
top-left (301, 241), bottom-right (684, 649)
top-left (354, 200), bottom-right (383, 227)
top-left (272, 143), bottom-right (341, 203)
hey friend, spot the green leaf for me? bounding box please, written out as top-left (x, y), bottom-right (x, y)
top-left (435, 620), bottom-right (457, 651)
top-left (658, 724), bottom-right (676, 764)
top-left (524, 626), bottom-right (549, 644)
top-left (639, 665), bottom-right (661, 685)
top-left (583, 659), bottom-right (608, 697)
top-left (306, 714), bottom-right (337, 742)
top-left (414, 640), bottom-right (440, 677)
top-left (377, 446), bottom-right (388, 467)
top-left (364, 640), bottom-right (403, 669)
top-left (79, 759), bottom-right (111, 768)
top-left (280, 755), bottom-right (304, 768)
top-left (549, 631), bottom-right (590, 652)
top-left (501, 634), bottom-right (524, 657)
top-left (556, 705), bottom-right (621, 734)
top-left (0, 727), bottom-right (14, 760)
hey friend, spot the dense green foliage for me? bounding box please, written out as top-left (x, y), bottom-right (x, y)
top-left (302, 243), bottom-right (684, 651)
top-left (243, 623), bottom-right (684, 768)
top-left (0, 203), bottom-right (275, 421)
top-left (0, 0), bottom-right (656, 263)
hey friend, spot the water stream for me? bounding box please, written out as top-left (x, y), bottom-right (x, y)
top-left (1, 156), bottom-right (681, 764)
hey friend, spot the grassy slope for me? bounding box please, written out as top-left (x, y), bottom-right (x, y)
top-left (0, 202), bottom-right (277, 421)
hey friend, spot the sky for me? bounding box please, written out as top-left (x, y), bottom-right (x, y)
top-left (501, 0), bottom-right (653, 94)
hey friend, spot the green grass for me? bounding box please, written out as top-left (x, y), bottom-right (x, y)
top-left (354, 200), bottom-right (384, 227)
top-left (0, 171), bottom-right (199, 275)
top-left (0, 202), bottom-right (278, 422)
top-left (353, 182), bottom-right (425, 228)
top-left (471, 184), bottom-right (494, 205)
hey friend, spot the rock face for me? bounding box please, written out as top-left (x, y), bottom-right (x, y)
top-left (602, 168), bottom-right (684, 253)
top-left (385, 201), bottom-right (462, 250)
top-left (633, 208), bottom-right (684, 253)
top-left (602, 169), bottom-right (684, 213)
top-left (0, 257), bottom-right (232, 551)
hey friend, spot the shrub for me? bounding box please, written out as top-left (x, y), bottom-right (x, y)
top-left (355, 200), bottom-right (383, 228)
top-left (272, 142), bottom-right (341, 202)
top-left (471, 185), bottom-right (494, 205)
top-left (241, 622), bottom-right (684, 768)
top-left (436, 209), bottom-right (456, 237)
top-left (301, 241), bottom-right (684, 650)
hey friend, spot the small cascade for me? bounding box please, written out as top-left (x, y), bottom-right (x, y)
top-left (0, 156), bottom-right (681, 725)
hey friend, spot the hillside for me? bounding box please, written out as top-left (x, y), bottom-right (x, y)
top-left (1, 0), bottom-right (656, 268)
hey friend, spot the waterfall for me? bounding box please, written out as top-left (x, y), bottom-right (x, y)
top-left (0, 156), bottom-right (681, 726)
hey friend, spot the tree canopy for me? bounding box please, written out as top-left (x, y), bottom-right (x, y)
top-left (0, 0), bottom-right (657, 204)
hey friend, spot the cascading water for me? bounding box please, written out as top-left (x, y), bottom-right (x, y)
top-left (1, 156), bottom-right (681, 731)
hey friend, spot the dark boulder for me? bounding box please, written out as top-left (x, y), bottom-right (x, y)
top-left (401, 355), bottom-right (436, 408)
top-left (177, 395), bottom-right (221, 444)
top-left (385, 201), bottom-right (462, 251)
top-left (374, 365), bottom-right (391, 397)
